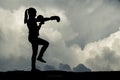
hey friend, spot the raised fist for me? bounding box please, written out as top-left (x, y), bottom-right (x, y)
top-left (50, 16), bottom-right (60, 22)
top-left (37, 15), bottom-right (44, 22)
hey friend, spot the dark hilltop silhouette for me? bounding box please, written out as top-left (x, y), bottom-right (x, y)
top-left (0, 71), bottom-right (120, 80)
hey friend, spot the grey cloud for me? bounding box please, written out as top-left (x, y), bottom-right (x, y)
top-left (86, 47), bottom-right (120, 71)
top-left (51, 0), bottom-right (120, 49)
top-left (1, 0), bottom-right (120, 47)
top-left (0, 0), bottom-right (56, 10)
top-left (0, 56), bottom-right (30, 72)
top-left (0, 7), bottom-right (31, 71)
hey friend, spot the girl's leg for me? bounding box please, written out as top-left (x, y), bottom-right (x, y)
top-left (37, 38), bottom-right (49, 63)
top-left (31, 44), bottom-right (38, 71)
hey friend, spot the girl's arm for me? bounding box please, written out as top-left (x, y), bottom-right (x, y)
top-left (38, 22), bottom-right (43, 30)
top-left (37, 16), bottom-right (60, 30)
top-left (50, 16), bottom-right (60, 22)
top-left (37, 15), bottom-right (60, 23)
top-left (43, 16), bottom-right (60, 22)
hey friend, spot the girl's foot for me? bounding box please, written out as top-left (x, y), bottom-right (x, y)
top-left (37, 57), bottom-right (46, 63)
top-left (31, 68), bottom-right (40, 72)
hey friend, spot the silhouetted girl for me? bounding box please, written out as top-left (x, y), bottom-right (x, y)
top-left (24, 7), bottom-right (60, 71)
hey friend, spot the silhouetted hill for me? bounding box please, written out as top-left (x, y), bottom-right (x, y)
top-left (73, 64), bottom-right (91, 72)
top-left (59, 63), bottom-right (72, 71)
top-left (0, 70), bottom-right (120, 80)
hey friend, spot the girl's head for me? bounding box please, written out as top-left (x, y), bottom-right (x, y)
top-left (24, 7), bottom-right (37, 24)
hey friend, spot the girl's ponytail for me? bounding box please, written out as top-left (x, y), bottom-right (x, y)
top-left (24, 9), bottom-right (28, 24)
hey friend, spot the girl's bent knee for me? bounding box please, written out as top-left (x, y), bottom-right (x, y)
top-left (46, 41), bottom-right (49, 46)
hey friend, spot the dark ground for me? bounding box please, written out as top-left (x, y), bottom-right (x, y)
top-left (0, 70), bottom-right (120, 80)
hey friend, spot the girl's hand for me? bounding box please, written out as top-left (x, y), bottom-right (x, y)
top-left (50, 16), bottom-right (60, 22)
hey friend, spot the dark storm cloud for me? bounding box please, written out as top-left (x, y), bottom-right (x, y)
top-left (63, 0), bottom-right (120, 48)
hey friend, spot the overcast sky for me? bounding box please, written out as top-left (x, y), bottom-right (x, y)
top-left (0, 0), bottom-right (120, 71)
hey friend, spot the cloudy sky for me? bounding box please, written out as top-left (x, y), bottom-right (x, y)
top-left (1, 0), bottom-right (120, 71)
